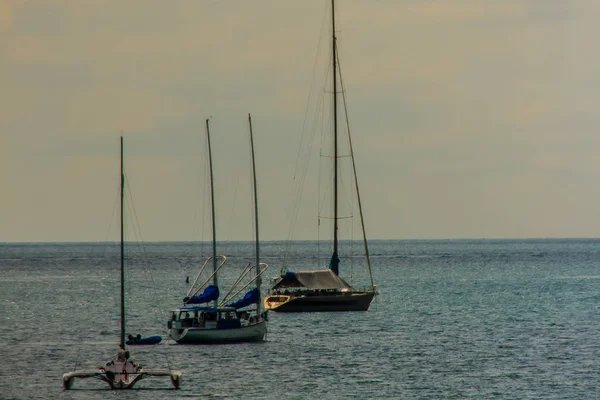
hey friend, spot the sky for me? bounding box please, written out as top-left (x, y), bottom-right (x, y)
top-left (2, 0), bottom-right (600, 242)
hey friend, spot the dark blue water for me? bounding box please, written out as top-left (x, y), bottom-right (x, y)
top-left (1, 239), bottom-right (599, 399)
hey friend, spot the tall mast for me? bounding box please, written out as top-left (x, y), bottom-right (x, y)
top-left (248, 113), bottom-right (261, 314)
top-left (331, 0), bottom-right (340, 275)
top-left (120, 136), bottom-right (126, 349)
top-left (205, 119), bottom-right (218, 307)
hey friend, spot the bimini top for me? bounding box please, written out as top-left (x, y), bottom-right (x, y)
top-left (273, 270), bottom-right (353, 290)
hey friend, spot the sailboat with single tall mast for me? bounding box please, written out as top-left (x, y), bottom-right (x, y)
top-left (264, 0), bottom-right (377, 312)
top-left (63, 137), bottom-right (181, 390)
top-left (167, 116), bottom-right (268, 344)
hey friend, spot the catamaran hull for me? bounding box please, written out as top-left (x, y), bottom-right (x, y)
top-left (264, 292), bottom-right (375, 312)
top-left (169, 320), bottom-right (267, 344)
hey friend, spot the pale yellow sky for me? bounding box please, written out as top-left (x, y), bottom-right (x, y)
top-left (1, 0), bottom-right (600, 242)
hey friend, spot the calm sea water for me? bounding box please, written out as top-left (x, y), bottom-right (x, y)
top-left (1, 239), bottom-right (599, 399)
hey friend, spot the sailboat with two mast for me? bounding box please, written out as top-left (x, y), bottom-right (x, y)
top-left (264, 0), bottom-right (377, 312)
top-left (63, 137), bottom-right (181, 390)
top-left (167, 115), bottom-right (268, 344)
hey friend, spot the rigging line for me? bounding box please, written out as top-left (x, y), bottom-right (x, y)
top-left (321, 154), bottom-right (352, 158)
top-left (283, 121), bottom-right (318, 262)
top-left (337, 50), bottom-right (375, 290)
top-left (125, 182), bottom-right (170, 322)
top-left (317, 98), bottom-right (323, 233)
top-left (350, 153), bottom-right (356, 283)
top-left (317, 94), bottom-right (332, 265)
top-left (338, 159), bottom-right (355, 222)
top-left (317, 97), bottom-right (323, 267)
top-left (200, 132), bottom-right (211, 259)
top-left (91, 148), bottom-right (127, 367)
top-left (105, 181), bottom-right (120, 243)
top-left (88, 178), bottom-right (122, 371)
top-left (220, 263), bottom-right (253, 304)
top-left (318, 95), bottom-right (339, 223)
top-left (124, 176), bottom-right (174, 369)
top-left (284, 2), bottom-right (331, 263)
top-left (190, 142), bottom-right (203, 252)
top-left (318, 215), bottom-right (353, 220)
top-left (123, 201), bottom-right (133, 333)
top-left (292, 0), bottom-right (330, 183)
top-left (226, 171), bottom-right (242, 242)
top-left (336, 164), bottom-right (353, 221)
top-left (220, 264), bottom-right (268, 306)
top-left (285, 53), bottom-right (329, 253)
top-left (197, 139), bottom-right (208, 264)
top-left (92, 181), bottom-right (123, 358)
top-left (124, 191), bottom-right (150, 325)
top-left (187, 257), bottom-right (212, 297)
top-left (318, 164), bottom-right (332, 221)
top-left (197, 125), bottom-right (210, 251)
top-left (284, 100), bottom-right (319, 257)
top-left (247, 121), bottom-right (258, 252)
top-left (317, 50), bottom-right (335, 267)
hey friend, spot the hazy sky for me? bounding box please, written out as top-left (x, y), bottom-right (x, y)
top-left (2, 0), bottom-right (600, 242)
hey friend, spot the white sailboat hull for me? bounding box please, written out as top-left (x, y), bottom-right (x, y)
top-left (168, 319), bottom-right (267, 344)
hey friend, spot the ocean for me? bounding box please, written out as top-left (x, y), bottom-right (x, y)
top-left (1, 239), bottom-right (599, 399)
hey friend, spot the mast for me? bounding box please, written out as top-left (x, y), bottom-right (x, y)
top-left (331, 0), bottom-right (340, 275)
top-left (205, 119), bottom-right (218, 308)
top-left (120, 136), bottom-right (126, 349)
top-left (248, 113), bottom-right (261, 314)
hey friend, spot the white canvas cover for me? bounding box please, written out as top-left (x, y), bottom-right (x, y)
top-left (274, 270), bottom-right (353, 290)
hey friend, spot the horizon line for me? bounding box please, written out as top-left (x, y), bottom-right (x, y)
top-left (2, 237), bottom-right (600, 245)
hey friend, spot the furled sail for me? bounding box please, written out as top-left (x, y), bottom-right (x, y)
top-left (226, 288), bottom-right (259, 309)
top-left (185, 285), bottom-right (219, 304)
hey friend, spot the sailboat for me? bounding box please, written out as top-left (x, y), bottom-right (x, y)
top-left (167, 116), bottom-right (268, 344)
top-left (263, 0), bottom-right (377, 312)
top-left (63, 137), bottom-right (181, 390)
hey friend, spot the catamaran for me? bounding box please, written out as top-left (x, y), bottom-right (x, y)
top-left (63, 137), bottom-right (181, 390)
top-left (264, 0), bottom-right (377, 312)
top-left (168, 116), bottom-right (268, 343)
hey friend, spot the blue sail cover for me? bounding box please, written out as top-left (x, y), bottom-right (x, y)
top-left (226, 288), bottom-right (259, 309)
top-left (187, 285), bottom-right (220, 304)
top-left (285, 271), bottom-right (297, 280)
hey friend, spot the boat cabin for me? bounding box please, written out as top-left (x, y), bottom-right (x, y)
top-left (168, 306), bottom-right (261, 330)
top-left (270, 269), bottom-right (354, 294)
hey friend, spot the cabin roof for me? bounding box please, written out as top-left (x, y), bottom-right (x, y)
top-left (273, 269), bottom-right (353, 290)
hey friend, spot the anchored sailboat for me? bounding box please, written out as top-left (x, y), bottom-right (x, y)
top-left (167, 116), bottom-right (268, 344)
top-left (63, 137), bottom-right (181, 390)
top-left (264, 0), bottom-right (377, 312)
